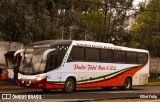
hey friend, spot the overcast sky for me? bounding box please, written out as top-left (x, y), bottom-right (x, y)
top-left (133, 0), bottom-right (144, 6)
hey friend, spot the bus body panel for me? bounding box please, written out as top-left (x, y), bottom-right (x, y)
top-left (132, 63), bottom-right (149, 85)
top-left (45, 62), bottom-right (147, 88)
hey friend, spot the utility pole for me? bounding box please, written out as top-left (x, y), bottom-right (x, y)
top-left (84, 11), bottom-right (87, 40)
top-left (103, 0), bottom-right (108, 42)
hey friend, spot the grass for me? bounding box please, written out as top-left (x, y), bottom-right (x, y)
top-left (148, 80), bottom-right (160, 86)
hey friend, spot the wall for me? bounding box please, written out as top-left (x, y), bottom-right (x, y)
top-left (150, 58), bottom-right (160, 80)
top-left (150, 58), bottom-right (160, 73)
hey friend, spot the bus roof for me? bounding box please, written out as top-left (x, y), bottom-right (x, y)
top-left (28, 40), bottom-right (149, 53)
top-left (72, 40), bottom-right (149, 53)
top-left (28, 40), bottom-right (72, 48)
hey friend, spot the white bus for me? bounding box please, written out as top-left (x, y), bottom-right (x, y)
top-left (18, 40), bottom-right (149, 92)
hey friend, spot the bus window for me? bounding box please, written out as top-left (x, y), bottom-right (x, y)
top-left (86, 48), bottom-right (99, 62)
top-left (127, 52), bottom-right (138, 64)
top-left (101, 49), bottom-right (113, 63)
top-left (114, 51), bottom-right (126, 63)
top-left (46, 54), bottom-right (58, 71)
top-left (138, 53), bottom-right (148, 64)
top-left (68, 46), bottom-right (85, 62)
top-left (54, 55), bottom-right (58, 68)
top-left (46, 55), bottom-right (54, 71)
top-left (57, 49), bottom-right (67, 66)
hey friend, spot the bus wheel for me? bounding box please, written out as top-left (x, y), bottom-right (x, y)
top-left (63, 78), bottom-right (75, 93)
top-left (41, 89), bottom-right (51, 93)
top-left (120, 78), bottom-right (132, 90)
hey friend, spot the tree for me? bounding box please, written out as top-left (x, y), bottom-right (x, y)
top-left (130, 0), bottom-right (160, 57)
top-left (0, 0), bottom-right (24, 42)
top-left (0, 0), bottom-right (134, 45)
top-left (68, 0), bottom-right (134, 43)
top-left (0, 0), bottom-right (53, 44)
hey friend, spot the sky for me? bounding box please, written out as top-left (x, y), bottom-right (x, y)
top-left (133, 0), bottom-right (145, 6)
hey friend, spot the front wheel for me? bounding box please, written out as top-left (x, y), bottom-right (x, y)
top-left (63, 78), bottom-right (75, 93)
top-left (120, 78), bottom-right (132, 90)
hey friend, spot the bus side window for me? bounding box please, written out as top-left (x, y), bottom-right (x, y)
top-left (57, 50), bottom-right (66, 66)
top-left (114, 51), bottom-right (126, 63)
top-left (54, 54), bottom-right (58, 68)
top-left (126, 52), bottom-right (138, 64)
top-left (46, 53), bottom-right (59, 72)
top-left (68, 46), bottom-right (85, 62)
top-left (138, 53), bottom-right (148, 64)
top-left (101, 49), bottom-right (113, 63)
top-left (86, 48), bottom-right (99, 62)
top-left (46, 55), bottom-right (54, 71)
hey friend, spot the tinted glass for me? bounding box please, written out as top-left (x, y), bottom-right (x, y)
top-left (101, 49), bottom-right (113, 62)
top-left (114, 51), bottom-right (126, 63)
top-left (86, 48), bottom-right (99, 62)
top-left (138, 53), bottom-right (148, 64)
top-left (127, 52), bottom-right (138, 64)
top-left (68, 46), bottom-right (85, 61)
top-left (57, 49), bottom-right (67, 65)
top-left (46, 55), bottom-right (54, 71)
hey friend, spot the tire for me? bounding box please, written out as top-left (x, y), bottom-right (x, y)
top-left (120, 78), bottom-right (132, 90)
top-left (63, 78), bottom-right (75, 93)
top-left (41, 89), bottom-right (51, 93)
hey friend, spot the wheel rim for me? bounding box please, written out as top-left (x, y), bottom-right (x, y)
top-left (66, 81), bottom-right (73, 89)
top-left (125, 80), bottom-right (131, 89)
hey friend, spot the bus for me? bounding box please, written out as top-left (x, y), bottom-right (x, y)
top-left (18, 40), bottom-right (149, 92)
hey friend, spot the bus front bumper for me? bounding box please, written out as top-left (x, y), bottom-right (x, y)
top-left (18, 79), bottom-right (64, 89)
top-left (18, 78), bottom-right (46, 89)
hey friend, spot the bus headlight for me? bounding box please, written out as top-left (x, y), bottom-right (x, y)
top-left (18, 76), bottom-right (22, 80)
top-left (36, 75), bottom-right (45, 81)
top-left (36, 77), bottom-right (43, 81)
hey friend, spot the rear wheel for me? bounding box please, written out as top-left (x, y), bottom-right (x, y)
top-left (120, 78), bottom-right (132, 90)
top-left (63, 78), bottom-right (75, 93)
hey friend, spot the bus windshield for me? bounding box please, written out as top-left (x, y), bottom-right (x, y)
top-left (19, 44), bottom-right (69, 75)
top-left (19, 47), bottom-right (47, 75)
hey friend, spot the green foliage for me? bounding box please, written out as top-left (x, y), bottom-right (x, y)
top-left (0, 0), bottom-right (134, 45)
top-left (130, 0), bottom-right (160, 57)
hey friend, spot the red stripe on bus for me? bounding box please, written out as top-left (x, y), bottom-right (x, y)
top-left (46, 83), bottom-right (64, 89)
top-left (77, 64), bottom-right (146, 88)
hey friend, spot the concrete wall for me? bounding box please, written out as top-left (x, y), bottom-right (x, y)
top-left (150, 58), bottom-right (160, 73)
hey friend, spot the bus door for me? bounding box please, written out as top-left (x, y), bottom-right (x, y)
top-left (45, 50), bottom-right (61, 82)
top-left (4, 51), bottom-right (16, 82)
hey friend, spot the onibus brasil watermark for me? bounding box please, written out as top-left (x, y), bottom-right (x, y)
top-left (1, 94), bottom-right (42, 99)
